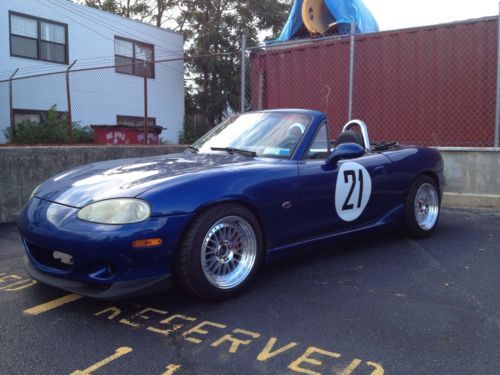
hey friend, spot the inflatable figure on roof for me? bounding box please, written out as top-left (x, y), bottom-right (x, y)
top-left (275, 0), bottom-right (378, 42)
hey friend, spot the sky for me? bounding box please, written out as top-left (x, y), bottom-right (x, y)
top-left (362, 0), bottom-right (499, 31)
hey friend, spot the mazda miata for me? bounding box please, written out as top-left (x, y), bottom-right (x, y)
top-left (18, 109), bottom-right (444, 300)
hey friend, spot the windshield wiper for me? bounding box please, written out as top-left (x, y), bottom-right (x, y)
top-left (210, 147), bottom-right (257, 157)
top-left (187, 145), bottom-right (199, 153)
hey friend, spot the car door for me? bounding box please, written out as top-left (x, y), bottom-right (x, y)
top-left (297, 123), bottom-right (392, 240)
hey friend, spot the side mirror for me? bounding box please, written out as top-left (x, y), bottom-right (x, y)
top-left (324, 143), bottom-right (364, 168)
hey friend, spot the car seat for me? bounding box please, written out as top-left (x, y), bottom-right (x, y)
top-left (334, 130), bottom-right (364, 147)
top-left (280, 123), bottom-right (305, 148)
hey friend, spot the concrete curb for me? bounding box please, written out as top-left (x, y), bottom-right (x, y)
top-left (442, 192), bottom-right (500, 210)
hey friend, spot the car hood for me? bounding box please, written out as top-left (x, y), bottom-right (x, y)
top-left (35, 152), bottom-right (256, 208)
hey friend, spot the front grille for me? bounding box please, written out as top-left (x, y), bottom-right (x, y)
top-left (25, 242), bottom-right (73, 272)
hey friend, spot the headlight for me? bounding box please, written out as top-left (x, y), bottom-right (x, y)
top-left (29, 184), bottom-right (41, 201)
top-left (77, 199), bottom-right (151, 224)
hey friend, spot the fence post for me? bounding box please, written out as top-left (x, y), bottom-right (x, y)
top-left (66, 60), bottom-right (77, 144)
top-left (495, 2), bottom-right (500, 147)
top-left (143, 61), bottom-right (148, 145)
top-left (8, 68), bottom-right (19, 143)
top-left (348, 22), bottom-right (355, 121)
top-left (258, 69), bottom-right (264, 110)
top-left (241, 34), bottom-right (247, 113)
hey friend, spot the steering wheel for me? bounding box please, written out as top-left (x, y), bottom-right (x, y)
top-left (279, 135), bottom-right (300, 148)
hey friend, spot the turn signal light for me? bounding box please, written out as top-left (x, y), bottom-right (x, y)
top-left (132, 238), bottom-right (163, 248)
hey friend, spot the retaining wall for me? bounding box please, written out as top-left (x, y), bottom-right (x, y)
top-left (439, 148), bottom-right (500, 209)
top-left (0, 146), bottom-right (498, 223)
top-left (0, 145), bottom-right (185, 223)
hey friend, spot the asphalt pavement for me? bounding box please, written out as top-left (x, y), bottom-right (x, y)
top-left (0, 208), bottom-right (499, 375)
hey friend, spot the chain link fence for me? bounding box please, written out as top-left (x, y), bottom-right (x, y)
top-left (1, 16), bottom-right (498, 148)
top-left (245, 17), bottom-right (499, 148)
top-left (0, 57), bottom-right (185, 145)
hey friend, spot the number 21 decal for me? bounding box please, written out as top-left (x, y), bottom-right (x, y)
top-left (335, 162), bottom-right (372, 221)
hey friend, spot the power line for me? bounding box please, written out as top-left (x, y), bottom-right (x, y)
top-left (2, 0), bottom-right (186, 78)
top-left (0, 49), bottom-right (240, 83)
top-left (0, 56), bottom-right (113, 76)
top-left (0, 54), bottom-right (158, 78)
top-left (45, 0), bottom-right (185, 57)
top-left (43, 0), bottom-right (130, 49)
top-left (0, 49), bottom-right (183, 76)
top-left (0, 51), bottom-right (184, 79)
top-left (67, 0), bottom-right (181, 37)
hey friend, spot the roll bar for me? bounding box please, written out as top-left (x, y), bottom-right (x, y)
top-left (342, 119), bottom-right (371, 152)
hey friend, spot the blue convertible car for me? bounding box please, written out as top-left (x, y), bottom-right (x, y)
top-left (18, 109), bottom-right (444, 300)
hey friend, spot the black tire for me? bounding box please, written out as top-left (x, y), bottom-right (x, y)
top-left (173, 203), bottom-right (263, 300)
top-left (404, 174), bottom-right (441, 238)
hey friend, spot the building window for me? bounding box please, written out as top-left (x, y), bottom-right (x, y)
top-left (14, 111), bottom-right (41, 125)
top-left (9, 12), bottom-right (68, 64)
top-left (115, 36), bottom-right (155, 78)
top-left (117, 115), bottom-right (156, 127)
top-left (13, 109), bottom-right (66, 125)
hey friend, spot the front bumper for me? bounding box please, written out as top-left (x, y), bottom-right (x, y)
top-left (24, 256), bottom-right (172, 299)
top-left (19, 197), bottom-right (193, 299)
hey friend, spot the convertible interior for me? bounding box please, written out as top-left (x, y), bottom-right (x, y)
top-left (332, 120), bottom-right (399, 153)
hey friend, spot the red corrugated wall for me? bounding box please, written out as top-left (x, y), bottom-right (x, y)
top-left (250, 17), bottom-right (497, 147)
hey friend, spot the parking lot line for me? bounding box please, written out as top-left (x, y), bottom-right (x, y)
top-left (23, 293), bottom-right (83, 315)
top-left (162, 364), bottom-right (181, 375)
top-left (70, 347), bottom-right (133, 375)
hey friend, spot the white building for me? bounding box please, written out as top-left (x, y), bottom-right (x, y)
top-left (0, 0), bottom-right (184, 143)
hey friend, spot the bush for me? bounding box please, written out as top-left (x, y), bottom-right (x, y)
top-left (4, 106), bottom-right (93, 144)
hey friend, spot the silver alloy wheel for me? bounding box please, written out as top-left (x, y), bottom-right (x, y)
top-left (200, 215), bottom-right (257, 289)
top-left (414, 183), bottom-right (439, 230)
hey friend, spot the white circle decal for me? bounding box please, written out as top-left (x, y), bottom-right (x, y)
top-left (335, 162), bottom-right (372, 222)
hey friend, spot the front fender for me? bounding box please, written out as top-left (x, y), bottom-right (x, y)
top-left (138, 161), bottom-right (300, 249)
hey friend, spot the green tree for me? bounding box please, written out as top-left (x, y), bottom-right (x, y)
top-left (82, 0), bottom-right (150, 19)
top-left (178, 0), bottom-right (290, 134)
top-left (75, 0), bottom-right (177, 25)
top-left (151, 0), bottom-right (177, 27)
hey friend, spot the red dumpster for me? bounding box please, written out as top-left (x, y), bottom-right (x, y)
top-left (91, 125), bottom-right (163, 145)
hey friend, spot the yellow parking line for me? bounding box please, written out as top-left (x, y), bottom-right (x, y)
top-left (24, 293), bottom-right (83, 315)
top-left (70, 347), bottom-right (133, 375)
top-left (162, 364), bottom-right (181, 375)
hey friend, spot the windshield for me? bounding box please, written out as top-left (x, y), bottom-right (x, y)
top-left (192, 112), bottom-right (312, 158)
